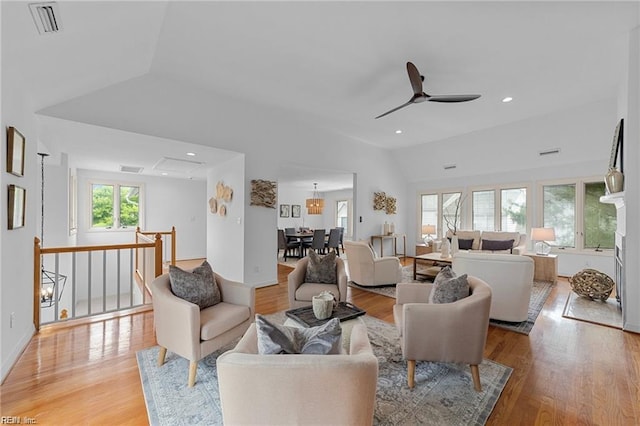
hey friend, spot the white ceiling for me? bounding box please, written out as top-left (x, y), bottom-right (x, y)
top-left (3, 1), bottom-right (639, 185)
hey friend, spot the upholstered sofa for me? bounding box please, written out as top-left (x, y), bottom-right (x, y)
top-left (343, 240), bottom-right (403, 286)
top-left (445, 230), bottom-right (527, 254)
top-left (452, 251), bottom-right (534, 322)
top-left (217, 322), bottom-right (378, 425)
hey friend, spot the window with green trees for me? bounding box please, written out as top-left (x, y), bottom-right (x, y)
top-left (541, 179), bottom-right (615, 250)
top-left (91, 183), bottom-right (141, 229)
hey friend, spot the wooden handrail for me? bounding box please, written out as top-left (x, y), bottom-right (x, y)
top-left (33, 234), bottom-right (164, 332)
top-left (136, 226), bottom-right (176, 266)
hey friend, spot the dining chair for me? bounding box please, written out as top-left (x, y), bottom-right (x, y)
top-left (325, 228), bottom-right (341, 256)
top-left (309, 229), bottom-right (326, 254)
top-left (336, 227), bottom-right (345, 253)
top-left (278, 229), bottom-right (299, 260)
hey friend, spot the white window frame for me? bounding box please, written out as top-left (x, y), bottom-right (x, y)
top-left (335, 198), bottom-right (352, 239)
top-left (417, 188), bottom-right (465, 240)
top-left (88, 180), bottom-right (144, 231)
top-left (468, 183), bottom-right (531, 234)
top-left (536, 176), bottom-right (614, 253)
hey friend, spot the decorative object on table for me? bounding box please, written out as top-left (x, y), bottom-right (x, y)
top-left (605, 118), bottom-right (624, 194)
top-left (305, 183), bottom-right (324, 215)
top-left (279, 204), bottom-right (290, 218)
top-left (373, 191), bottom-right (386, 210)
top-left (530, 227), bottom-right (555, 255)
top-left (286, 301), bottom-right (366, 327)
top-left (250, 179), bottom-right (277, 208)
top-left (422, 224), bottom-right (436, 246)
top-left (382, 221), bottom-right (391, 235)
top-left (385, 196), bottom-right (397, 214)
top-left (8, 184), bottom-right (26, 229)
top-left (311, 291), bottom-right (337, 320)
top-left (291, 204), bottom-right (301, 218)
top-left (441, 237), bottom-right (450, 258)
top-left (6, 126), bottom-right (26, 177)
top-left (569, 268), bottom-right (615, 301)
top-left (208, 197), bottom-right (217, 214)
top-left (444, 193), bottom-right (465, 235)
top-left (450, 234), bottom-right (459, 255)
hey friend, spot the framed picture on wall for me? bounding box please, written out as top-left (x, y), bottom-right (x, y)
top-left (8, 184), bottom-right (26, 229)
top-left (291, 204), bottom-right (301, 218)
top-left (279, 204), bottom-right (290, 218)
top-left (7, 127), bottom-right (26, 177)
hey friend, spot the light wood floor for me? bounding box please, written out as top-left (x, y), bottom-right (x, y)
top-left (2, 258), bottom-right (639, 425)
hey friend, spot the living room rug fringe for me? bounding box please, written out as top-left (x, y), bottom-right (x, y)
top-left (137, 313), bottom-right (512, 425)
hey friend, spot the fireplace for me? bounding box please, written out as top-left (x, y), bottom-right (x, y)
top-left (600, 192), bottom-right (625, 308)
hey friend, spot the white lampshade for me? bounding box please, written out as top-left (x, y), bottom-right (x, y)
top-left (531, 227), bottom-right (555, 255)
top-left (421, 224), bottom-right (436, 235)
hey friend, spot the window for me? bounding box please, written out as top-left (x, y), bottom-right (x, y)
top-left (336, 199), bottom-right (351, 238)
top-left (540, 179), bottom-right (615, 250)
top-left (472, 190), bottom-right (494, 231)
top-left (420, 194), bottom-right (438, 237)
top-left (91, 182), bottom-right (141, 229)
top-left (500, 188), bottom-right (527, 234)
top-left (442, 192), bottom-right (462, 234)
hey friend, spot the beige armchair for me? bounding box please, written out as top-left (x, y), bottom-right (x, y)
top-left (393, 277), bottom-right (492, 391)
top-left (217, 322), bottom-right (378, 425)
top-left (344, 240), bottom-right (402, 286)
top-left (151, 272), bottom-right (255, 387)
top-left (288, 256), bottom-right (348, 308)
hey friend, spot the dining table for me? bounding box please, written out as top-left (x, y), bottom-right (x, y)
top-left (285, 230), bottom-right (329, 258)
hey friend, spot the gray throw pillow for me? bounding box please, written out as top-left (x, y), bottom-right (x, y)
top-left (429, 266), bottom-right (469, 304)
top-left (481, 239), bottom-right (514, 251)
top-left (304, 250), bottom-right (337, 284)
top-left (255, 314), bottom-right (342, 355)
top-left (168, 261), bottom-right (221, 309)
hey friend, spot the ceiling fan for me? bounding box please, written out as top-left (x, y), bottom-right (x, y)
top-left (375, 62), bottom-right (481, 119)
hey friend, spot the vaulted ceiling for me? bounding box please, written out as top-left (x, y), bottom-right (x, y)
top-left (3, 1), bottom-right (639, 184)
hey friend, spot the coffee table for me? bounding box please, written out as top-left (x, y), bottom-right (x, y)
top-left (413, 252), bottom-right (452, 280)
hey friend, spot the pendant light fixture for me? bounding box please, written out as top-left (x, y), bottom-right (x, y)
top-left (305, 183), bottom-right (324, 215)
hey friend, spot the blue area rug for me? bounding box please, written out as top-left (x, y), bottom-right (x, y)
top-left (137, 313), bottom-right (512, 425)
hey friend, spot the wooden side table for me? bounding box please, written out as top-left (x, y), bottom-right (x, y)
top-left (524, 253), bottom-right (558, 284)
top-left (370, 234), bottom-right (406, 258)
top-left (416, 244), bottom-right (433, 256)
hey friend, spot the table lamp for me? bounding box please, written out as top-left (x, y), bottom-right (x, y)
top-left (531, 227), bottom-right (555, 255)
top-left (421, 224), bottom-right (436, 246)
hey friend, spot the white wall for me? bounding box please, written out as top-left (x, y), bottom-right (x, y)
top-left (207, 155), bottom-right (247, 283)
top-left (402, 99), bottom-right (618, 279)
top-left (1, 54), bottom-right (39, 381)
top-left (76, 169), bottom-right (206, 260)
top-left (36, 74), bottom-right (408, 288)
top-left (276, 184), bottom-right (325, 231)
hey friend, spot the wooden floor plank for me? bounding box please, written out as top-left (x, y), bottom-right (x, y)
top-left (1, 259), bottom-right (639, 425)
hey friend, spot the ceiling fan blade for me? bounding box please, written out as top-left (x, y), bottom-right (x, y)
top-left (427, 94), bottom-right (481, 103)
top-left (375, 100), bottom-right (413, 119)
top-left (406, 62), bottom-right (423, 96)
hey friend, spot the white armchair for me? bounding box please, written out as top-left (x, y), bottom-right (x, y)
top-left (151, 271), bottom-right (255, 387)
top-left (217, 322), bottom-right (378, 425)
top-left (344, 240), bottom-right (403, 287)
top-left (452, 251), bottom-right (534, 322)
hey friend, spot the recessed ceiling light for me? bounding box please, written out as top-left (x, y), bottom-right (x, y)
top-left (502, 97), bottom-right (513, 103)
top-left (395, 130), bottom-right (402, 134)
top-left (161, 172), bottom-right (168, 176)
top-left (186, 152), bottom-right (196, 156)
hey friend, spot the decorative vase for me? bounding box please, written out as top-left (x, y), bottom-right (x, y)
top-left (312, 291), bottom-right (336, 320)
top-left (441, 238), bottom-right (451, 258)
top-left (605, 168), bottom-right (624, 194)
top-left (451, 235), bottom-right (459, 255)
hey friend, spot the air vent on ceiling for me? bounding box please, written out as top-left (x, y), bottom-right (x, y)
top-left (539, 148), bottom-right (560, 156)
top-left (443, 164), bottom-right (457, 170)
top-left (153, 157), bottom-right (204, 174)
top-left (119, 165), bottom-right (144, 174)
top-left (29, 2), bottom-right (62, 35)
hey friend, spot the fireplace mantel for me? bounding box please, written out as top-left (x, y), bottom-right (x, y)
top-left (600, 191), bottom-right (625, 209)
